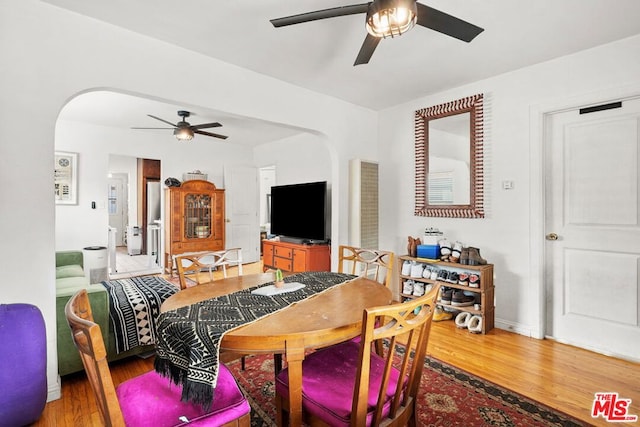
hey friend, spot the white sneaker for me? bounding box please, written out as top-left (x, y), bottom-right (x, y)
top-left (412, 282), bottom-right (425, 297)
top-left (410, 262), bottom-right (424, 278)
top-left (401, 260), bottom-right (411, 276)
top-left (422, 266), bottom-right (432, 279)
top-left (430, 269), bottom-right (439, 280)
top-left (402, 280), bottom-right (414, 295)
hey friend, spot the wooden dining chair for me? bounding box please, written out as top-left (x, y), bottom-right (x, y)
top-left (338, 245), bottom-right (395, 288)
top-left (175, 248), bottom-right (243, 290)
top-left (275, 283), bottom-right (440, 427)
top-left (65, 289), bottom-right (251, 427)
top-left (174, 248), bottom-right (251, 369)
top-left (339, 245), bottom-right (396, 355)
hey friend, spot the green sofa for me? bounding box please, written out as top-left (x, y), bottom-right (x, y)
top-left (55, 250), bottom-right (154, 376)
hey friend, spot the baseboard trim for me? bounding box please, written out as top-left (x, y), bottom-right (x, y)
top-left (495, 319), bottom-right (541, 339)
top-left (47, 376), bottom-right (62, 401)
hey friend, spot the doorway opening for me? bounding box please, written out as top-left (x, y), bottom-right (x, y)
top-left (108, 155), bottom-right (162, 279)
top-left (259, 166), bottom-right (276, 255)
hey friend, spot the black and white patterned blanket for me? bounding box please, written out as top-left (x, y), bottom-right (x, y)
top-left (154, 271), bottom-right (356, 408)
top-left (101, 276), bottom-right (178, 353)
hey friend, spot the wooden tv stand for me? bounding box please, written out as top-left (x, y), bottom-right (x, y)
top-left (262, 240), bottom-right (330, 273)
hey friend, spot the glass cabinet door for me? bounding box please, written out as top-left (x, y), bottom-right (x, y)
top-left (184, 193), bottom-right (211, 239)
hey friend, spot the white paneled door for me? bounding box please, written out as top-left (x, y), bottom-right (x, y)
top-left (224, 166), bottom-right (260, 264)
top-left (545, 97), bottom-right (640, 361)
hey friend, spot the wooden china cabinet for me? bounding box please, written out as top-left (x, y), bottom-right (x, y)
top-left (164, 180), bottom-right (225, 273)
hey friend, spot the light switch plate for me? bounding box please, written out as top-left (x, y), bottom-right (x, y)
top-left (502, 180), bottom-right (514, 190)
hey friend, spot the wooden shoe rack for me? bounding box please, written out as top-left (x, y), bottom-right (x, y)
top-left (398, 255), bottom-right (495, 334)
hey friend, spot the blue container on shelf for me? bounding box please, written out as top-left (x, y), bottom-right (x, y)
top-left (417, 244), bottom-right (440, 260)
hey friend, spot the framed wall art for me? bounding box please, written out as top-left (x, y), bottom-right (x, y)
top-left (55, 151), bottom-right (78, 205)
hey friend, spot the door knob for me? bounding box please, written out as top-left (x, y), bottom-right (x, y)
top-left (546, 233), bottom-right (559, 241)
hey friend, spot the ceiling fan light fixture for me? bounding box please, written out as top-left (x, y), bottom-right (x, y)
top-left (366, 0), bottom-right (417, 38)
top-left (174, 127), bottom-right (194, 141)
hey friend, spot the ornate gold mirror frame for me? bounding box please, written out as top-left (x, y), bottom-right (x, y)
top-left (414, 93), bottom-right (484, 218)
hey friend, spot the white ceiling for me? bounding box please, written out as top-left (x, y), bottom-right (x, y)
top-left (49, 0), bottom-right (640, 143)
top-left (59, 91), bottom-right (306, 147)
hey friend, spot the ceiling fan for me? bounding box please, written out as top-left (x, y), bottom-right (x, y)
top-left (131, 110), bottom-right (228, 141)
top-left (270, 0), bottom-right (484, 65)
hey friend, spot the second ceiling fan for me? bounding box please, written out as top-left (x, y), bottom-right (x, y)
top-left (132, 110), bottom-right (228, 141)
top-left (270, 0), bottom-right (484, 65)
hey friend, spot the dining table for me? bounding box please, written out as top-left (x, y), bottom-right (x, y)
top-left (157, 271), bottom-right (393, 427)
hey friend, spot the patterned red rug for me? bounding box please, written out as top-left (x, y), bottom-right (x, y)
top-left (225, 353), bottom-right (586, 426)
top-left (163, 274), bottom-right (196, 288)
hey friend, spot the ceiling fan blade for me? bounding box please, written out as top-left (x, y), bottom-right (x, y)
top-left (354, 34), bottom-right (381, 66)
top-left (131, 127), bottom-right (174, 130)
top-left (416, 3), bottom-right (484, 42)
top-left (194, 129), bottom-right (228, 140)
top-left (190, 122), bottom-right (222, 130)
top-left (147, 114), bottom-right (178, 127)
top-left (271, 3), bottom-right (370, 27)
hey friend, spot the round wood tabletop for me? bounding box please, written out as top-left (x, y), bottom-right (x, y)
top-left (161, 273), bottom-right (393, 354)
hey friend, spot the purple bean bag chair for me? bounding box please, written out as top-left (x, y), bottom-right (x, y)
top-left (0, 304), bottom-right (47, 427)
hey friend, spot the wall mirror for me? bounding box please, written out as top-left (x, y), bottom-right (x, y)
top-left (414, 93), bottom-right (484, 218)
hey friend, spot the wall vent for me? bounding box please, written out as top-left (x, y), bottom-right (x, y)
top-left (349, 159), bottom-right (379, 249)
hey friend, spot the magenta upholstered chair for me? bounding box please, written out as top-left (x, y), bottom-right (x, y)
top-left (275, 284), bottom-right (440, 427)
top-left (0, 303), bottom-right (47, 426)
top-left (65, 289), bottom-right (251, 427)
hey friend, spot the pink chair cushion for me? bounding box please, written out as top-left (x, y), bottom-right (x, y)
top-left (116, 363), bottom-right (250, 427)
top-left (275, 340), bottom-right (402, 426)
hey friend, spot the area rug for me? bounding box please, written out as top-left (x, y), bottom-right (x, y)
top-left (225, 353), bottom-right (586, 427)
top-left (162, 273), bottom-right (196, 288)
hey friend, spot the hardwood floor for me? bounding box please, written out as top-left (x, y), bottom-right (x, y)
top-left (37, 262), bottom-right (639, 426)
top-left (429, 320), bottom-right (639, 426)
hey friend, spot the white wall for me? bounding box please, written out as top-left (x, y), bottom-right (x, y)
top-left (255, 133), bottom-right (334, 241)
top-left (254, 134), bottom-right (332, 186)
top-left (0, 0), bottom-right (377, 401)
top-left (378, 34), bottom-right (640, 338)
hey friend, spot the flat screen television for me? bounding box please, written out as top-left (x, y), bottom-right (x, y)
top-left (270, 181), bottom-right (327, 243)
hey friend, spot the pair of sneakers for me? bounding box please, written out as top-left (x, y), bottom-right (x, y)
top-left (457, 273), bottom-right (480, 287)
top-left (403, 280), bottom-right (425, 296)
top-left (404, 280), bottom-right (433, 297)
top-left (451, 290), bottom-right (476, 307)
top-left (401, 261), bottom-right (428, 279)
top-left (422, 266), bottom-right (439, 280)
top-left (433, 305), bottom-right (453, 322)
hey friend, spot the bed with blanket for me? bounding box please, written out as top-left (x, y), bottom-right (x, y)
top-left (56, 274), bottom-right (178, 376)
